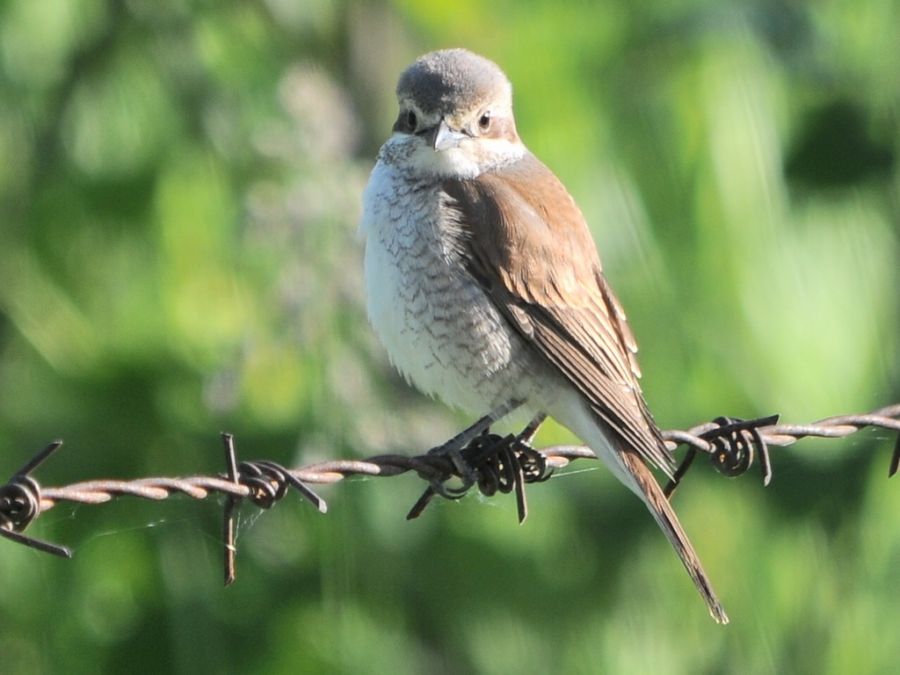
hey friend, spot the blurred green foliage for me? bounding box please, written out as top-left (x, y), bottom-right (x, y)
top-left (1, 1), bottom-right (898, 673)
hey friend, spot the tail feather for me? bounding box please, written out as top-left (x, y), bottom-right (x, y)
top-left (552, 398), bottom-right (728, 623)
top-left (619, 447), bottom-right (729, 624)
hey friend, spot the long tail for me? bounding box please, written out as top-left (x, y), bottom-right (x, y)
top-left (552, 400), bottom-right (729, 623)
top-left (618, 446), bottom-right (729, 624)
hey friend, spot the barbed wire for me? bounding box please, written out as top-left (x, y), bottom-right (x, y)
top-left (1, 403), bottom-right (898, 583)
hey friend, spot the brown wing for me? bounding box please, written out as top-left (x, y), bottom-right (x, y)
top-left (442, 154), bottom-right (675, 476)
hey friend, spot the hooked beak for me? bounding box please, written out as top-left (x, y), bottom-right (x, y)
top-left (423, 118), bottom-right (468, 151)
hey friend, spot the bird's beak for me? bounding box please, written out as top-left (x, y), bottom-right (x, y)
top-left (425, 118), bottom-right (467, 151)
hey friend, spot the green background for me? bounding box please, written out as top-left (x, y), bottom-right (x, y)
top-left (1, 1), bottom-right (898, 673)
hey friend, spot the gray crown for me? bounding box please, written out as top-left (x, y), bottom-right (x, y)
top-left (396, 49), bottom-right (511, 115)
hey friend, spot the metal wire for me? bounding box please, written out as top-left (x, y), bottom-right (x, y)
top-left (1, 403), bottom-right (898, 576)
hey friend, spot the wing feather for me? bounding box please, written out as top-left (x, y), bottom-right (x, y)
top-left (442, 154), bottom-right (675, 476)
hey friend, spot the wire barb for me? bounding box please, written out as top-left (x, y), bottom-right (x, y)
top-left (891, 433), bottom-right (900, 478)
top-left (407, 417), bottom-right (554, 524)
top-left (222, 433), bottom-right (240, 586)
top-left (0, 441), bottom-right (71, 558)
top-left (219, 433), bottom-right (327, 586)
top-left (664, 414), bottom-right (779, 499)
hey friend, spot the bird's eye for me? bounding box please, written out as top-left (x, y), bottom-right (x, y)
top-left (478, 112), bottom-right (492, 131)
top-left (406, 110), bottom-right (417, 131)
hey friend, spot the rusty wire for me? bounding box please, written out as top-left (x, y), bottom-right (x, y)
top-left (1, 403), bottom-right (898, 581)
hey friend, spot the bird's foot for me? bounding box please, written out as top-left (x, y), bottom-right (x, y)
top-left (408, 410), bottom-right (549, 523)
top-left (422, 399), bottom-right (525, 494)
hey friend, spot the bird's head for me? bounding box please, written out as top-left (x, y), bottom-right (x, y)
top-left (384, 49), bottom-right (525, 178)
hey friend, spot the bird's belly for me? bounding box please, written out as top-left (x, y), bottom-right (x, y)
top-left (365, 227), bottom-right (523, 414)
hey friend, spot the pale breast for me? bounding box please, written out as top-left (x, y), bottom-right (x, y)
top-left (361, 161), bottom-right (536, 414)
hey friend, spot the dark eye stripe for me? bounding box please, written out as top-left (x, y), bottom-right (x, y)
top-left (392, 109), bottom-right (419, 134)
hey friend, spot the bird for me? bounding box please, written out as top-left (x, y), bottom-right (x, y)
top-left (360, 48), bottom-right (728, 624)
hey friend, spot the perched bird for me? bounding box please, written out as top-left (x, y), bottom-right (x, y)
top-left (360, 48), bottom-right (728, 624)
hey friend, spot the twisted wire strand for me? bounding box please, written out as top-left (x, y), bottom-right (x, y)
top-left (1, 403), bottom-right (898, 567)
top-left (21, 403), bottom-right (900, 514)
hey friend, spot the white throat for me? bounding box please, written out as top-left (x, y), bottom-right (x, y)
top-left (378, 134), bottom-right (526, 180)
